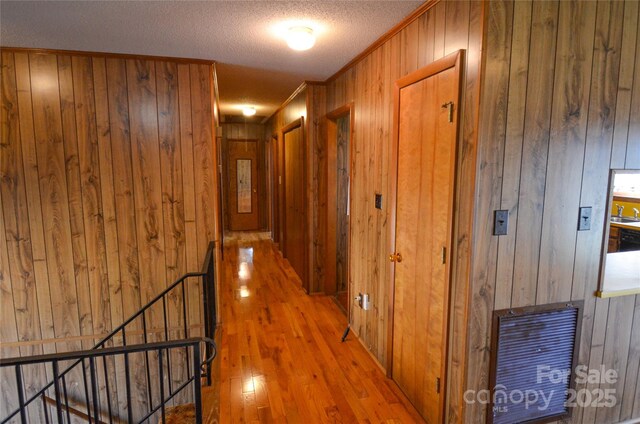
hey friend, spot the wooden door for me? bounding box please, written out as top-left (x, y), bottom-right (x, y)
top-left (390, 52), bottom-right (462, 423)
top-left (228, 139), bottom-right (259, 230)
top-left (283, 122), bottom-right (306, 284)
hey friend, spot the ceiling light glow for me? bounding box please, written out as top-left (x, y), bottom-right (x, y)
top-left (242, 106), bottom-right (256, 117)
top-left (286, 26), bottom-right (315, 51)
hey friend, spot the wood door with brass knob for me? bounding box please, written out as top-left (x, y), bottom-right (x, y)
top-left (389, 51), bottom-right (462, 423)
top-left (228, 139), bottom-right (259, 231)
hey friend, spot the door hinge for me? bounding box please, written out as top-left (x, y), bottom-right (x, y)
top-left (436, 377), bottom-right (441, 394)
top-left (441, 246), bottom-right (446, 264)
top-left (441, 101), bottom-right (454, 123)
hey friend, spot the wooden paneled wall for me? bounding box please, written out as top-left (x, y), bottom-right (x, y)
top-left (321, 1), bottom-right (483, 420)
top-left (0, 49), bottom-right (219, 413)
top-left (468, 1), bottom-right (640, 423)
top-left (220, 122), bottom-right (267, 231)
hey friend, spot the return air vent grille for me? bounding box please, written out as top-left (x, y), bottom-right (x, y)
top-left (489, 302), bottom-right (583, 424)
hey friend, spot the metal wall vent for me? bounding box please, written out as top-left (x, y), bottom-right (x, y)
top-left (488, 301), bottom-right (583, 424)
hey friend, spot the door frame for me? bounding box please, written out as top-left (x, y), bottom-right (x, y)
top-left (386, 50), bottom-right (464, 415)
top-left (270, 132), bottom-right (279, 244)
top-left (281, 117), bottom-right (308, 292)
top-left (325, 103), bottom-right (355, 314)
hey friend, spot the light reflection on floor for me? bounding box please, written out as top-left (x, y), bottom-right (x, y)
top-left (237, 247), bottom-right (254, 298)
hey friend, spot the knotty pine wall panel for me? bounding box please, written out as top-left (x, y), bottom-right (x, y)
top-left (469, 1), bottom-right (640, 423)
top-left (0, 50), bottom-right (219, 415)
top-left (322, 1), bottom-right (483, 421)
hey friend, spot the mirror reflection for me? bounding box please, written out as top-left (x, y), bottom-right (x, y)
top-left (600, 170), bottom-right (640, 297)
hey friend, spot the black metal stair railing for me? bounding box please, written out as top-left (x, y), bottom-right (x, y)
top-left (0, 241), bottom-right (218, 424)
top-left (0, 338), bottom-right (216, 424)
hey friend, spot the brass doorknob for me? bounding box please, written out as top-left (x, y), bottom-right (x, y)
top-left (389, 252), bottom-right (402, 263)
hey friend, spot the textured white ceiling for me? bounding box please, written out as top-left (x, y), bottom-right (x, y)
top-left (1, 1), bottom-right (423, 117)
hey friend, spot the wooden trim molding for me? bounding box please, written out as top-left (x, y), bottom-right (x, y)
top-left (262, 82), bottom-right (308, 124)
top-left (0, 46), bottom-right (217, 64)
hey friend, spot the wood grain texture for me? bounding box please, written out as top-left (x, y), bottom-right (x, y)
top-left (469, 1), bottom-right (640, 423)
top-left (265, 87), bottom-right (326, 294)
top-left (220, 123), bottom-right (266, 231)
top-left (227, 139), bottom-right (260, 230)
top-left (216, 237), bottom-right (426, 423)
top-left (0, 49), bottom-right (221, 418)
top-left (321, 2), bottom-right (483, 421)
top-left (391, 62), bottom-right (460, 423)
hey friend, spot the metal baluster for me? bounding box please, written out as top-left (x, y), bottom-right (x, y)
top-left (193, 346), bottom-right (202, 424)
top-left (89, 357), bottom-right (99, 423)
top-left (162, 296), bottom-right (173, 395)
top-left (158, 349), bottom-right (166, 424)
top-left (62, 374), bottom-right (71, 423)
top-left (81, 359), bottom-right (91, 422)
top-left (15, 365), bottom-right (27, 424)
top-left (141, 312), bottom-right (153, 411)
top-left (102, 356), bottom-right (113, 424)
top-left (122, 328), bottom-right (133, 424)
top-left (182, 280), bottom-right (191, 377)
top-left (202, 273), bottom-right (210, 385)
top-left (41, 393), bottom-right (50, 424)
top-left (52, 361), bottom-right (64, 424)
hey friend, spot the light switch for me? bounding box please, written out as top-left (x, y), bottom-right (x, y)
top-left (578, 207), bottom-right (592, 231)
top-left (375, 193), bottom-right (382, 209)
top-left (494, 210), bottom-right (509, 236)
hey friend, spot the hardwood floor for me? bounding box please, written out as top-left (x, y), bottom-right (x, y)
top-left (213, 237), bottom-right (425, 423)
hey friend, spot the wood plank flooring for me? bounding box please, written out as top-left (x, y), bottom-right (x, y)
top-left (212, 236), bottom-right (425, 423)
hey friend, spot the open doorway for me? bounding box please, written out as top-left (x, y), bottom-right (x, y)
top-left (326, 104), bottom-right (354, 314)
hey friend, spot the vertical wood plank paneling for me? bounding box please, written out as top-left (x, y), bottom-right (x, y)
top-left (510, 0), bottom-right (558, 308)
top-left (190, 63), bottom-right (216, 334)
top-left (318, 2), bottom-right (484, 420)
top-left (13, 52), bottom-right (56, 354)
top-left (626, 6), bottom-right (640, 170)
top-left (610, 2), bottom-right (639, 167)
top-left (91, 57), bottom-right (123, 336)
top-left (106, 58), bottom-right (141, 322)
top-left (472, 1), bottom-right (640, 423)
top-left (72, 55), bottom-right (112, 336)
top-left (1, 48), bottom-right (219, 418)
top-left (126, 59), bottom-right (166, 324)
top-left (177, 63), bottom-right (199, 298)
top-left (536, 0), bottom-right (596, 305)
top-left (57, 54), bottom-right (94, 350)
top-left (0, 52), bottom-right (37, 364)
top-left (571, 2), bottom-right (625, 423)
top-left (0, 189), bottom-right (19, 415)
top-left (496, 0), bottom-right (532, 311)
top-left (91, 55), bottom-right (124, 414)
top-left (156, 60), bottom-right (186, 308)
top-left (30, 53), bottom-right (82, 348)
top-left (465, 2), bottom-right (511, 421)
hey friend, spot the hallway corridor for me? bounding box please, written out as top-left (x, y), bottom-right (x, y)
top-left (216, 236), bottom-right (425, 423)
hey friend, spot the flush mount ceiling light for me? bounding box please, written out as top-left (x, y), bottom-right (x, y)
top-left (242, 106), bottom-right (256, 117)
top-left (286, 26), bottom-right (315, 51)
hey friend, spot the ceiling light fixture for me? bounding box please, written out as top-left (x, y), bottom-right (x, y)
top-left (242, 106), bottom-right (256, 117)
top-left (286, 26), bottom-right (315, 51)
